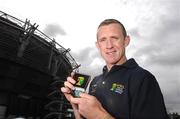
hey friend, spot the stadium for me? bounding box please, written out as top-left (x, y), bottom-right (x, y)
top-left (0, 11), bottom-right (79, 119)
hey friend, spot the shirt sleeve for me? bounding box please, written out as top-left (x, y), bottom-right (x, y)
top-left (130, 71), bottom-right (169, 119)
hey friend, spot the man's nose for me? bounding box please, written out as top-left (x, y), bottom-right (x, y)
top-left (106, 39), bottom-right (113, 48)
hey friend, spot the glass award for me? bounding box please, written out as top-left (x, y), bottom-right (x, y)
top-left (72, 73), bottom-right (90, 97)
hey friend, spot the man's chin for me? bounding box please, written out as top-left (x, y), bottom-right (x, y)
top-left (106, 60), bottom-right (118, 65)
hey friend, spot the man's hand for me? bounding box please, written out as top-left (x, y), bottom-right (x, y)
top-left (61, 75), bottom-right (76, 101)
top-left (61, 73), bottom-right (83, 119)
top-left (70, 93), bottom-right (113, 119)
top-left (61, 73), bottom-right (114, 119)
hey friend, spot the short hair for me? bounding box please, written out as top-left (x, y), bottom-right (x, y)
top-left (97, 19), bottom-right (127, 37)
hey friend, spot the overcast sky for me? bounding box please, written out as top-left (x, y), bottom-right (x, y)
top-left (1, 0), bottom-right (180, 113)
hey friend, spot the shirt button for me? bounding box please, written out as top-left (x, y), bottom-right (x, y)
top-left (102, 81), bottom-right (105, 84)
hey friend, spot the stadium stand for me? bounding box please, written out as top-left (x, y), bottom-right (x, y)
top-left (0, 11), bottom-right (79, 119)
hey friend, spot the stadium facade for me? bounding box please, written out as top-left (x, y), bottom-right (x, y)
top-left (0, 11), bottom-right (79, 119)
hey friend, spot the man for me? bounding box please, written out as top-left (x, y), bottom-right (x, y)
top-left (61, 19), bottom-right (169, 119)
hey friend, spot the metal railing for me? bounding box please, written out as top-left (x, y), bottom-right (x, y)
top-left (0, 10), bottom-right (79, 70)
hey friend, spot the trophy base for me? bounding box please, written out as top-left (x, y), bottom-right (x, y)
top-left (72, 87), bottom-right (85, 97)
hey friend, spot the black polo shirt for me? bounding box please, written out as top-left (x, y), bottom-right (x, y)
top-left (89, 58), bottom-right (169, 119)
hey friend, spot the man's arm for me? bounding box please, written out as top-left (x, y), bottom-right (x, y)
top-left (130, 72), bottom-right (169, 118)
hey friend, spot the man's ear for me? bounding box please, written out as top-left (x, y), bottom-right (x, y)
top-left (124, 35), bottom-right (130, 47)
top-left (95, 42), bottom-right (100, 50)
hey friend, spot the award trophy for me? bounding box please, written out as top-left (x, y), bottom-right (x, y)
top-left (72, 73), bottom-right (90, 97)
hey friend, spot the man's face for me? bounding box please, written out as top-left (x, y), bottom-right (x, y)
top-left (96, 23), bottom-right (130, 69)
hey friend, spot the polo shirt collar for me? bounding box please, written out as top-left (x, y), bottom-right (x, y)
top-left (103, 58), bottom-right (138, 73)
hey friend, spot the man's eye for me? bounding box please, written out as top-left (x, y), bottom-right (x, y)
top-left (99, 39), bottom-right (106, 42)
top-left (111, 37), bottom-right (119, 41)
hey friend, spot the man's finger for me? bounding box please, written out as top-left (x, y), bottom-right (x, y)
top-left (61, 87), bottom-right (71, 93)
top-left (64, 81), bottom-right (75, 90)
top-left (71, 72), bottom-right (75, 77)
top-left (70, 97), bottom-right (81, 104)
top-left (64, 92), bottom-right (73, 102)
top-left (67, 76), bottom-right (76, 84)
top-left (79, 93), bottom-right (93, 99)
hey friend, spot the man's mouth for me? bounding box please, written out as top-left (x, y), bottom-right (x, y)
top-left (106, 51), bottom-right (116, 55)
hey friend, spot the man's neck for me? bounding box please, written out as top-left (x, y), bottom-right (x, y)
top-left (107, 56), bottom-right (127, 71)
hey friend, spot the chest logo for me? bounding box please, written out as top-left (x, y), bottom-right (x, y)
top-left (110, 83), bottom-right (125, 94)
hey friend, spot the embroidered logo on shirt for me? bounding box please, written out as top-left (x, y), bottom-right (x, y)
top-left (110, 83), bottom-right (125, 94)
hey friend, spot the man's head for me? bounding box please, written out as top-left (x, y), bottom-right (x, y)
top-left (97, 19), bottom-right (127, 38)
top-left (96, 19), bottom-right (130, 70)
